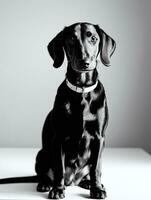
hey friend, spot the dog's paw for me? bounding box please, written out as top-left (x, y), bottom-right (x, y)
top-left (48, 187), bottom-right (65, 199)
top-left (79, 179), bottom-right (91, 189)
top-left (37, 182), bottom-right (51, 192)
top-left (90, 184), bottom-right (107, 199)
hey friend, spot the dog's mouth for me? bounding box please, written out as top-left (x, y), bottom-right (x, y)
top-left (72, 66), bottom-right (93, 73)
top-left (72, 60), bottom-right (97, 73)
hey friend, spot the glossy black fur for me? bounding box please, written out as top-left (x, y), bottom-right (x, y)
top-left (35, 22), bottom-right (116, 199)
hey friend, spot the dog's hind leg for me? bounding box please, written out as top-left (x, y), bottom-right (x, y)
top-left (35, 112), bottom-right (55, 192)
top-left (35, 149), bottom-right (52, 192)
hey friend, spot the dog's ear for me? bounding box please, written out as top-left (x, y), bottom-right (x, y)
top-left (47, 31), bottom-right (64, 68)
top-left (95, 25), bottom-right (116, 67)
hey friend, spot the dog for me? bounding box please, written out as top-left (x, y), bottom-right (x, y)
top-left (0, 22), bottom-right (116, 199)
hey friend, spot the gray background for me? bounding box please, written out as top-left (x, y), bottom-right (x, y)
top-left (0, 0), bottom-right (151, 153)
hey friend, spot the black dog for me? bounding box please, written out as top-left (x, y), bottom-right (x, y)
top-left (0, 22), bottom-right (116, 199)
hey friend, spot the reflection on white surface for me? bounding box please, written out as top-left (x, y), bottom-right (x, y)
top-left (0, 148), bottom-right (150, 200)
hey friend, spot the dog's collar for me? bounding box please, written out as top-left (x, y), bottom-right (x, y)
top-left (66, 79), bottom-right (98, 93)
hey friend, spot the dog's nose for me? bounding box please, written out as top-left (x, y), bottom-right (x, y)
top-left (80, 60), bottom-right (90, 68)
top-left (83, 62), bottom-right (90, 69)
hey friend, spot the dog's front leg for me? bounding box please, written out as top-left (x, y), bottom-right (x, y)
top-left (90, 135), bottom-right (107, 199)
top-left (48, 142), bottom-right (65, 199)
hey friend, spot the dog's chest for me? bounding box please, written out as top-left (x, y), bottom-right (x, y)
top-left (64, 92), bottom-right (97, 122)
top-left (81, 93), bottom-right (96, 121)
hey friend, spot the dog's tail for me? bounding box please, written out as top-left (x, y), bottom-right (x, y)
top-left (0, 175), bottom-right (39, 184)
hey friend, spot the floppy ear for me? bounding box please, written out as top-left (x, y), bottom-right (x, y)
top-left (95, 25), bottom-right (116, 67)
top-left (47, 31), bottom-right (64, 68)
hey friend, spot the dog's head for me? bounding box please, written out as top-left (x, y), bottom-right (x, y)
top-left (47, 22), bottom-right (116, 72)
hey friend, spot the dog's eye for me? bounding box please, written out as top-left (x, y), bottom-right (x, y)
top-left (86, 31), bottom-right (92, 37)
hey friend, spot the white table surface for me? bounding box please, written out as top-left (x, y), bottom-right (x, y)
top-left (0, 148), bottom-right (150, 200)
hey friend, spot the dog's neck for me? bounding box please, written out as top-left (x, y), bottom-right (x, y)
top-left (66, 65), bottom-right (98, 87)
